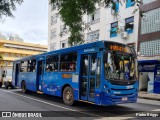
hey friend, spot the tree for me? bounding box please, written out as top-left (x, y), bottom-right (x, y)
top-left (50, 0), bottom-right (142, 46)
top-left (0, 0), bottom-right (23, 19)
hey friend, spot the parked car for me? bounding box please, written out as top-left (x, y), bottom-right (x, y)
top-left (3, 69), bottom-right (13, 89)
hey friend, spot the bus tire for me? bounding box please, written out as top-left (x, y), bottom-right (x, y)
top-left (63, 86), bottom-right (74, 106)
top-left (22, 81), bottom-right (27, 94)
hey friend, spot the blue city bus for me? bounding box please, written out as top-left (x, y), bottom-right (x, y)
top-left (12, 41), bottom-right (138, 106)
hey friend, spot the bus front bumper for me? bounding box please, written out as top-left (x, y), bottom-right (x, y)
top-left (95, 92), bottom-right (138, 106)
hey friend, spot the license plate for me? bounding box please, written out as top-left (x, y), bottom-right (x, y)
top-left (122, 97), bottom-right (128, 101)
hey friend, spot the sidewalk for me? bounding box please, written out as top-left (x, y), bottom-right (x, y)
top-left (138, 92), bottom-right (160, 101)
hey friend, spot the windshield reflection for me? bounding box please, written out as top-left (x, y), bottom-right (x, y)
top-left (104, 52), bottom-right (135, 81)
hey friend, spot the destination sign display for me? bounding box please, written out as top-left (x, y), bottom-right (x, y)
top-left (105, 42), bottom-right (133, 54)
top-left (109, 44), bottom-right (127, 52)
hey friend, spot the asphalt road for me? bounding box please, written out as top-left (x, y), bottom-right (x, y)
top-left (0, 88), bottom-right (160, 120)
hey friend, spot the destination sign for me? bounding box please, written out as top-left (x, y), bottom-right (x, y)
top-left (109, 44), bottom-right (127, 52)
top-left (105, 42), bottom-right (133, 54)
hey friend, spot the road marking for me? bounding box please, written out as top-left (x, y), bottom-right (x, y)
top-left (2, 89), bottom-right (160, 119)
top-left (151, 109), bottom-right (160, 111)
top-left (95, 117), bottom-right (133, 120)
top-left (1, 89), bottom-right (101, 117)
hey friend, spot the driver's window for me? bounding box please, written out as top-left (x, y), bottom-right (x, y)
top-left (104, 53), bottom-right (115, 79)
top-left (130, 59), bottom-right (135, 79)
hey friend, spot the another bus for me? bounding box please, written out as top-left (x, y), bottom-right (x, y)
top-left (12, 41), bottom-right (138, 106)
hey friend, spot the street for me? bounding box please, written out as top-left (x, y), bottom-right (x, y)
top-left (0, 88), bottom-right (160, 120)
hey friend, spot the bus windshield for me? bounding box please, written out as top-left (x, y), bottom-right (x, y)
top-left (104, 52), bottom-right (136, 81)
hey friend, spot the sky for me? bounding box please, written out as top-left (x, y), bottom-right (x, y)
top-left (0, 0), bottom-right (48, 45)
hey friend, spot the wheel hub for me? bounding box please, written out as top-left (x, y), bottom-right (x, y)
top-left (66, 91), bottom-right (72, 101)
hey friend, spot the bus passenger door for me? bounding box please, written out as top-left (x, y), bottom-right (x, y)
top-left (80, 54), bottom-right (97, 102)
top-left (13, 63), bottom-right (20, 86)
top-left (37, 60), bottom-right (44, 91)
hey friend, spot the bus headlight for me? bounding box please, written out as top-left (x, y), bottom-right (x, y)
top-left (105, 89), bottom-right (110, 93)
top-left (104, 85), bottom-right (108, 88)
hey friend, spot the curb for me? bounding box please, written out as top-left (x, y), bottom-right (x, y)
top-left (138, 94), bottom-right (160, 101)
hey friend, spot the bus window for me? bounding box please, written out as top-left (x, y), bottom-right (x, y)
top-left (27, 59), bottom-right (36, 72)
top-left (20, 61), bottom-right (27, 72)
top-left (96, 58), bottom-right (100, 88)
top-left (82, 56), bottom-right (89, 76)
top-left (60, 52), bottom-right (77, 71)
top-left (90, 55), bottom-right (97, 76)
top-left (46, 55), bottom-right (59, 72)
top-left (104, 52), bottom-right (135, 81)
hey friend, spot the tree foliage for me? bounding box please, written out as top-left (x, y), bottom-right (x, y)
top-left (51, 0), bottom-right (142, 46)
top-left (0, 0), bottom-right (23, 19)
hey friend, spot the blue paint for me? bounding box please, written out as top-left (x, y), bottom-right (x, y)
top-left (126, 0), bottom-right (135, 8)
top-left (126, 29), bottom-right (133, 34)
top-left (115, 2), bottom-right (119, 12)
top-left (12, 41), bottom-right (138, 106)
top-left (110, 25), bottom-right (118, 38)
top-left (138, 60), bottom-right (160, 94)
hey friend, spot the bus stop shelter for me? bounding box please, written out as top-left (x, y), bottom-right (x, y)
top-left (138, 60), bottom-right (160, 94)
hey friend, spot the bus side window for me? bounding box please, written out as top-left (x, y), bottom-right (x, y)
top-left (27, 59), bottom-right (36, 72)
top-left (46, 55), bottom-right (59, 72)
top-left (20, 61), bottom-right (27, 72)
top-left (60, 52), bottom-right (77, 71)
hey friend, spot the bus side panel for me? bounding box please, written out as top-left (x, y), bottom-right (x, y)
top-left (42, 72), bottom-right (79, 100)
top-left (42, 72), bottom-right (61, 96)
top-left (18, 72), bottom-right (37, 91)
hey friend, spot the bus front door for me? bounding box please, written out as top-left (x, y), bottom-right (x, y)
top-left (37, 60), bottom-right (44, 91)
top-left (80, 54), bottom-right (97, 102)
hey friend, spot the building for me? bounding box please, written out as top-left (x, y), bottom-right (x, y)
top-left (0, 34), bottom-right (47, 87)
top-left (137, 0), bottom-right (160, 93)
top-left (48, 0), bottom-right (140, 51)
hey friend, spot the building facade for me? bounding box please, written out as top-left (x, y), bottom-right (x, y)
top-left (48, 0), bottom-right (140, 51)
top-left (0, 35), bottom-right (47, 86)
top-left (137, 0), bottom-right (160, 93)
top-left (138, 0), bottom-right (160, 60)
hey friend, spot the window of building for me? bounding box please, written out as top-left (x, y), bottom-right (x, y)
top-left (111, 1), bottom-right (119, 14)
top-left (60, 25), bottom-right (69, 36)
top-left (62, 43), bottom-right (66, 48)
top-left (4, 53), bottom-right (9, 57)
top-left (110, 22), bottom-right (118, 38)
top-left (140, 39), bottom-right (160, 56)
top-left (60, 40), bottom-right (67, 49)
top-left (87, 9), bottom-right (100, 25)
top-left (51, 3), bottom-right (56, 11)
top-left (60, 52), bottom-right (77, 71)
top-left (141, 8), bottom-right (160, 34)
top-left (51, 14), bottom-right (58, 25)
top-left (46, 55), bottom-right (59, 72)
top-left (11, 53), bottom-right (15, 57)
top-left (51, 29), bottom-right (57, 39)
top-left (126, 0), bottom-right (135, 8)
top-left (27, 59), bottom-right (36, 72)
top-left (87, 30), bottom-right (99, 42)
top-left (125, 16), bottom-right (134, 34)
top-left (20, 61), bottom-right (27, 72)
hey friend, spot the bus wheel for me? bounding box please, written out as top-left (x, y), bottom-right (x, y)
top-left (22, 81), bottom-right (27, 94)
top-left (63, 86), bottom-right (74, 105)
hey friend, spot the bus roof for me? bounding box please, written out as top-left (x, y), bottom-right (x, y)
top-left (13, 40), bottom-right (133, 63)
